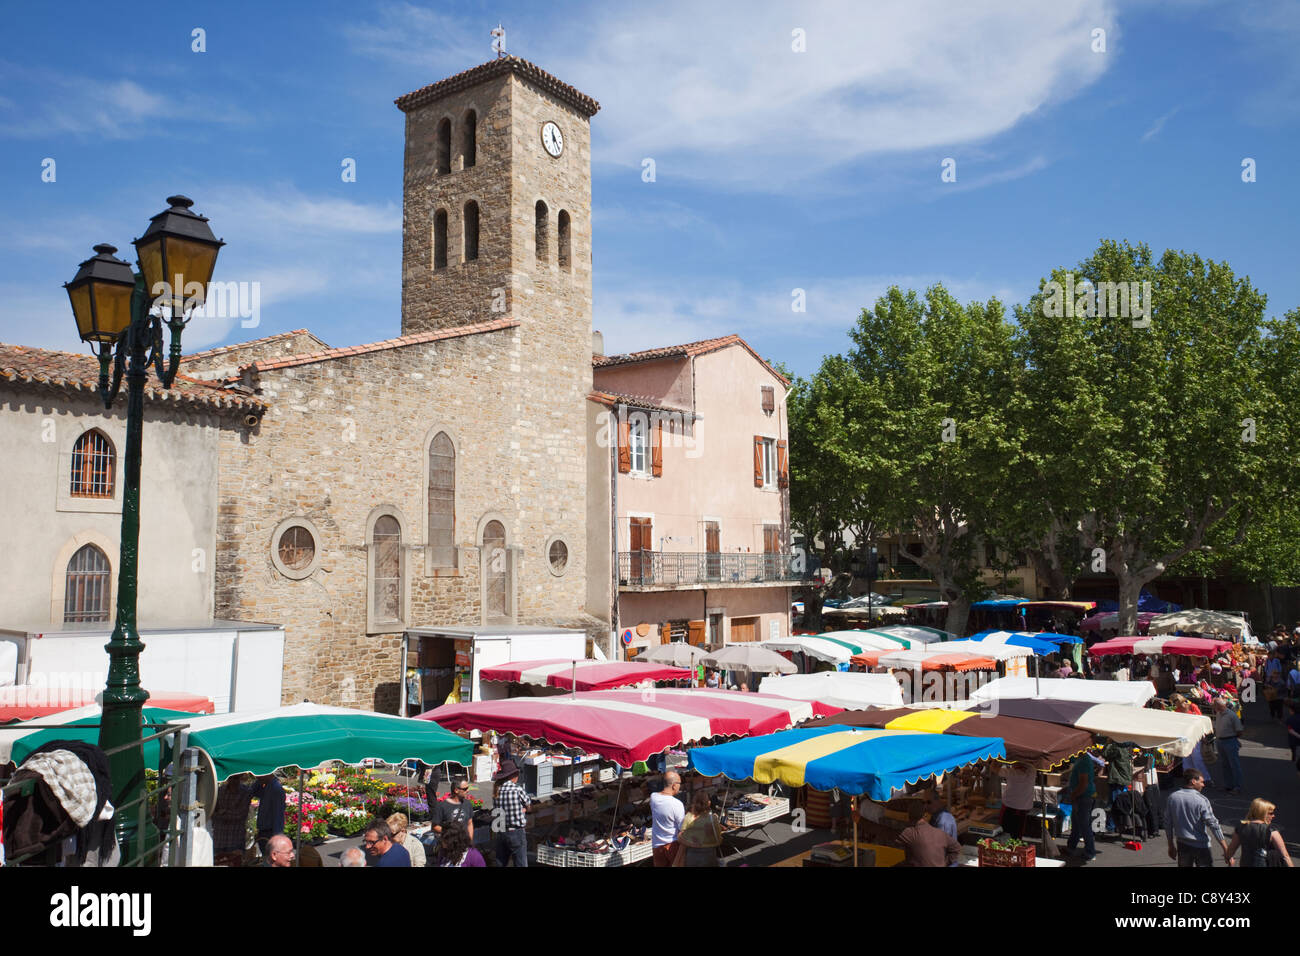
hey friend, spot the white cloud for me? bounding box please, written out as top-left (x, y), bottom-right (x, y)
top-left (0, 62), bottom-right (249, 139)
top-left (1140, 107), bottom-right (1179, 142)
top-left (198, 184), bottom-right (400, 239)
top-left (343, 2), bottom-right (484, 66)
top-left (546, 0), bottom-right (1117, 190)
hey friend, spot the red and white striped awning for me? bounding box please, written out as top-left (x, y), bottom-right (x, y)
top-left (478, 659), bottom-right (692, 692)
top-left (420, 688), bottom-right (842, 766)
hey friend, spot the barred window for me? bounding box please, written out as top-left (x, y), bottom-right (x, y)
top-left (277, 525), bottom-right (315, 571)
top-left (70, 430), bottom-right (115, 498)
top-left (558, 210), bottom-right (571, 271)
top-left (428, 432), bottom-right (456, 568)
top-left (372, 515), bottom-right (402, 623)
top-left (549, 539), bottom-right (568, 575)
top-left (65, 544), bottom-right (110, 623)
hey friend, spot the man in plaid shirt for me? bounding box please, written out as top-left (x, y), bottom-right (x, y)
top-left (493, 760), bottom-right (531, 867)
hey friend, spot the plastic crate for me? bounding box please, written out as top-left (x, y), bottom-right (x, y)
top-left (726, 796), bottom-right (790, 827)
top-left (978, 842), bottom-right (1036, 867)
top-left (536, 844), bottom-right (570, 868)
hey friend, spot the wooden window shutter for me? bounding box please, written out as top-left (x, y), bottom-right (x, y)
top-left (777, 439), bottom-right (789, 488)
top-left (753, 436), bottom-right (764, 487)
top-left (617, 417), bottom-right (631, 473)
top-left (688, 620), bottom-right (706, 645)
top-left (761, 386), bottom-right (775, 413)
top-left (651, 420), bottom-right (663, 477)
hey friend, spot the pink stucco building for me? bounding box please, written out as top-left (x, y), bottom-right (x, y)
top-left (587, 334), bottom-right (797, 659)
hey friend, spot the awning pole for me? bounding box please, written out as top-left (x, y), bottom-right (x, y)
top-left (294, 765), bottom-right (304, 866)
top-left (851, 795), bottom-right (859, 868)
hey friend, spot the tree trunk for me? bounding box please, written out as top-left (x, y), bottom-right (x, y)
top-left (943, 593), bottom-right (972, 637)
top-left (1116, 575), bottom-right (1145, 636)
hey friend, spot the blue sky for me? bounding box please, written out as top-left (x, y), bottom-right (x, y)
top-left (2, 0), bottom-right (1298, 378)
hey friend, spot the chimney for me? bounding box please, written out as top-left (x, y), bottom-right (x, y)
top-left (592, 330), bottom-right (604, 356)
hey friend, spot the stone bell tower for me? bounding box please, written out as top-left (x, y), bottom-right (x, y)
top-left (396, 56), bottom-right (599, 341)
top-left (395, 56), bottom-right (601, 631)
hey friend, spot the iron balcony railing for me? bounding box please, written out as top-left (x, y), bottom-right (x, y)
top-left (618, 550), bottom-right (806, 588)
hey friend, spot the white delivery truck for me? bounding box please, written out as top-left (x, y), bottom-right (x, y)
top-left (0, 619), bottom-right (285, 714)
top-left (400, 624), bottom-right (589, 714)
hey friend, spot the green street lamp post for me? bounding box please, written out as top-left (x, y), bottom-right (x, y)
top-left (64, 196), bottom-right (223, 863)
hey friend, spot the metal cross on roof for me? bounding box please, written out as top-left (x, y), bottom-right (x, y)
top-left (490, 24), bottom-right (506, 58)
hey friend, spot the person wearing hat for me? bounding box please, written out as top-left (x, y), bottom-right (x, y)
top-left (492, 760), bottom-right (531, 867)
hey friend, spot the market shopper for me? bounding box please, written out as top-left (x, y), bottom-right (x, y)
top-left (899, 806), bottom-right (961, 867)
top-left (387, 812), bottom-right (426, 867)
top-left (432, 821), bottom-right (487, 867)
top-left (1165, 771), bottom-right (1230, 867)
top-left (435, 776), bottom-right (476, 842)
top-left (363, 819), bottom-right (412, 867)
top-left (265, 834), bottom-right (295, 867)
top-left (340, 847), bottom-right (366, 867)
top-left (678, 790), bottom-right (724, 866)
top-left (1212, 698), bottom-right (1245, 794)
top-left (1224, 799), bottom-right (1293, 868)
top-left (211, 773), bottom-right (254, 860)
top-left (651, 771), bottom-right (686, 867)
top-left (999, 763), bottom-right (1036, 840)
top-left (250, 774), bottom-right (285, 856)
top-left (1285, 702), bottom-right (1300, 763)
top-left (492, 760), bottom-right (531, 867)
top-left (1064, 750), bottom-right (1097, 862)
top-left (1172, 695), bottom-right (1214, 786)
top-left (928, 792), bottom-right (959, 843)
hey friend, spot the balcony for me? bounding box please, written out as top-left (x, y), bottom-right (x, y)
top-left (618, 551), bottom-right (806, 591)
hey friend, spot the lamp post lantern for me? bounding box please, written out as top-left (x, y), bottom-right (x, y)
top-left (64, 196), bottom-right (223, 864)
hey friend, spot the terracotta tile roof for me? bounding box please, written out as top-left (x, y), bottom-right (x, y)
top-left (241, 317), bottom-right (520, 375)
top-left (0, 343), bottom-right (267, 413)
top-left (593, 333), bottom-right (790, 384)
top-left (183, 329), bottom-right (318, 360)
top-left (587, 389), bottom-right (697, 417)
top-left (395, 55), bottom-right (600, 117)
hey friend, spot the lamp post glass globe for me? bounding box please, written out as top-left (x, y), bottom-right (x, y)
top-left (133, 195), bottom-right (224, 315)
top-left (64, 244), bottom-right (136, 347)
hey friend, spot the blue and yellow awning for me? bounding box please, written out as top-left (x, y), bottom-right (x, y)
top-left (689, 724), bottom-right (1005, 800)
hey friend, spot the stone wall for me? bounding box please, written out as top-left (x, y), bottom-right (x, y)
top-left (214, 327), bottom-right (595, 709)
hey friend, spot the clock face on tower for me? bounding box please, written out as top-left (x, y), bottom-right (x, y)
top-left (541, 121), bottom-right (564, 157)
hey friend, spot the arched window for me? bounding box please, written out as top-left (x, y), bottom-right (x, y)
top-left (463, 110), bottom-right (477, 168)
top-left (428, 433), bottom-right (456, 568)
top-left (482, 519), bottom-right (509, 620)
top-left (535, 200), bottom-right (549, 264)
top-left (65, 544), bottom-right (110, 623)
top-left (435, 118), bottom-right (451, 175)
top-left (70, 429), bottom-right (114, 498)
top-left (433, 209), bottom-right (448, 270)
top-left (558, 210), bottom-right (571, 272)
top-left (463, 201), bottom-right (479, 262)
top-left (372, 515), bottom-right (402, 624)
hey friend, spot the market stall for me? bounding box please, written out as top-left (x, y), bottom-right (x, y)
top-left (1146, 609), bottom-right (1251, 639)
top-left (478, 659), bottom-right (692, 692)
top-left (966, 676), bottom-right (1155, 707)
top-left (690, 724), bottom-right (1007, 866)
top-left (809, 707), bottom-right (1093, 770)
top-left (421, 688), bottom-right (839, 768)
top-left (964, 699), bottom-right (1212, 757)
top-left (1088, 636), bottom-right (1235, 657)
top-left (0, 688), bottom-right (214, 724)
top-left (864, 624), bottom-right (958, 644)
top-left (1079, 611), bottom-right (1159, 637)
top-left (174, 701), bottom-right (474, 780)
top-left (758, 672), bottom-right (905, 710)
top-left (423, 689), bottom-right (840, 867)
top-left (0, 704), bottom-right (197, 765)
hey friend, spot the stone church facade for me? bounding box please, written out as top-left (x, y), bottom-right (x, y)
top-left (185, 57), bottom-right (607, 710)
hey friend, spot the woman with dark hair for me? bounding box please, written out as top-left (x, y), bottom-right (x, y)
top-left (432, 821), bottom-right (486, 867)
top-left (677, 790), bottom-right (724, 866)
